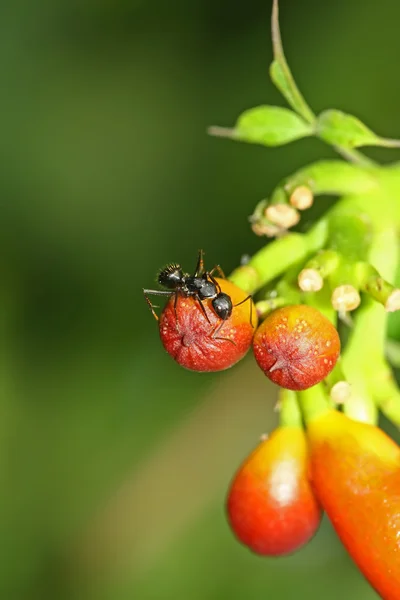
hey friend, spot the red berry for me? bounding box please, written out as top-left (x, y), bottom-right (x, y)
top-left (159, 278), bottom-right (257, 372)
top-left (227, 426), bottom-right (322, 556)
top-left (252, 305), bottom-right (340, 390)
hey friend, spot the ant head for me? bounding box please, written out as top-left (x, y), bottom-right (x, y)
top-left (158, 263), bottom-right (184, 289)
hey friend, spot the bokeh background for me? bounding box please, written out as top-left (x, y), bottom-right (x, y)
top-left (2, 0), bottom-right (400, 598)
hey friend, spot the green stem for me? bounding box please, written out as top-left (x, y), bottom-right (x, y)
top-left (304, 250), bottom-right (341, 279)
top-left (304, 284), bottom-right (336, 323)
top-left (368, 361), bottom-right (400, 428)
top-left (271, 0), bottom-right (314, 124)
top-left (356, 262), bottom-right (398, 308)
top-left (255, 296), bottom-right (292, 319)
top-left (341, 377), bottom-right (378, 425)
top-left (297, 384), bottom-right (331, 424)
top-left (385, 339), bottom-right (400, 368)
top-left (340, 227), bottom-right (399, 425)
top-left (271, 0), bottom-right (375, 167)
top-left (341, 300), bottom-right (385, 374)
top-left (334, 146), bottom-right (375, 168)
top-left (325, 359), bottom-right (347, 391)
top-left (327, 211), bottom-right (372, 262)
top-left (279, 388), bottom-right (303, 428)
top-left (229, 218), bottom-right (328, 294)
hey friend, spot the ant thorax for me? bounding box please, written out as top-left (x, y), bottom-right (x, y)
top-left (185, 275), bottom-right (217, 300)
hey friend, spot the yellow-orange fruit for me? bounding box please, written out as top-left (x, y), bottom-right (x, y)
top-left (227, 426), bottom-right (322, 556)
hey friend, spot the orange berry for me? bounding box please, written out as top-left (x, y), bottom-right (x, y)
top-left (252, 305), bottom-right (340, 390)
top-left (159, 278), bottom-right (257, 372)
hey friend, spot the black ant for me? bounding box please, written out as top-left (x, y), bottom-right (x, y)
top-left (143, 250), bottom-right (253, 342)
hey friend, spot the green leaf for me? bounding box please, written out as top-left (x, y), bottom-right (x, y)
top-left (316, 109), bottom-right (400, 149)
top-left (269, 61), bottom-right (303, 119)
top-left (233, 105), bottom-right (314, 147)
top-left (317, 110), bottom-right (378, 148)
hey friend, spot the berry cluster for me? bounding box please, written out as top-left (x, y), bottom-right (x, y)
top-left (144, 244), bottom-right (400, 598)
top-left (143, 2), bottom-right (400, 598)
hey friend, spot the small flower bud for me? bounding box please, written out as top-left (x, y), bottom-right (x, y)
top-left (265, 204), bottom-right (300, 230)
top-left (331, 285), bottom-right (361, 312)
top-left (251, 222), bottom-right (281, 238)
top-left (330, 381), bottom-right (351, 405)
top-left (289, 186), bottom-right (314, 210)
top-left (385, 289), bottom-right (400, 312)
top-left (298, 268), bottom-right (324, 292)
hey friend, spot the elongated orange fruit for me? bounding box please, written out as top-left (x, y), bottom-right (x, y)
top-left (308, 410), bottom-right (400, 600)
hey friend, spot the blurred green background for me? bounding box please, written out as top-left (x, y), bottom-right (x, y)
top-left (2, 0), bottom-right (400, 598)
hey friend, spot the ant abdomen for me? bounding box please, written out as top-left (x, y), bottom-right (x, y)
top-left (212, 293), bottom-right (233, 320)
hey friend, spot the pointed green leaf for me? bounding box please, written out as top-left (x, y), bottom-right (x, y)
top-left (233, 105), bottom-right (314, 147)
top-left (269, 60), bottom-right (304, 119)
top-left (317, 109), bottom-right (385, 148)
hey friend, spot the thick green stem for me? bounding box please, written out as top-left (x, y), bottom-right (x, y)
top-left (340, 227), bottom-right (399, 425)
top-left (255, 296), bottom-right (293, 319)
top-left (304, 250), bottom-right (341, 279)
top-left (279, 388), bottom-right (303, 428)
top-left (341, 376), bottom-right (378, 425)
top-left (369, 361), bottom-right (400, 428)
top-left (385, 339), bottom-right (400, 368)
top-left (324, 359), bottom-right (348, 392)
top-left (304, 285), bottom-right (336, 324)
top-left (356, 262), bottom-right (398, 308)
top-left (297, 384), bottom-right (331, 424)
top-left (229, 219), bottom-right (328, 294)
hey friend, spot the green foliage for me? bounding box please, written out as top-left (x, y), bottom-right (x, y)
top-left (316, 109), bottom-right (400, 149)
top-left (233, 105), bottom-right (313, 146)
top-left (1, 1), bottom-right (400, 600)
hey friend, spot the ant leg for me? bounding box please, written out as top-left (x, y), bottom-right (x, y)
top-left (210, 319), bottom-right (237, 346)
top-left (194, 294), bottom-right (211, 323)
top-left (194, 249), bottom-right (205, 277)
top-left (207, 272), bottom-right (222, 293)
top-left (143, 289), bottom-right (173, 321)
top-left (209, 265), bottom-right (226, 279)
top-left (173, 290), bottom-right (179, 319)
top-left (233, 295), bottom-right (254, 328)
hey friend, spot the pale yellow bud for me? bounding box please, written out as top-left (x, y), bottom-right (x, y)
top-left (298, 268), bottom-right (324, 292)
top-left (330, 381), bottom-right (351, 405)
top-left (251, 222), bottom-right (281, 238)
top-left (265, 204), bottom-right (300, 229)
top-left (289, 186), bottom-right (314, 210)
top-left (385, 289), bottom-right (400, 312)
top-left (331, 285), bottom-right (361, 312)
